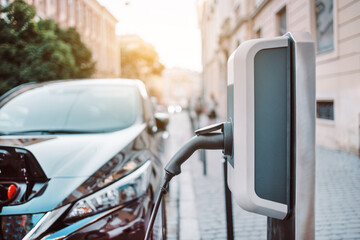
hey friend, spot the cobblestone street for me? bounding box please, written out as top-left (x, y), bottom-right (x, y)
top-left (164, 112), bottom-right (360, 240)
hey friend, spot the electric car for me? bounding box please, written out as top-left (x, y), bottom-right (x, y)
top-left (0, 79), bottom-right (166, 239)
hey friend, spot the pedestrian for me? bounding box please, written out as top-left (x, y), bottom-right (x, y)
top-left (207, 93), bottom-right (218, 124)
top-left (195, 96), bottom-right (203, 129)
top-left (188, 97), bottom-right (197, 132)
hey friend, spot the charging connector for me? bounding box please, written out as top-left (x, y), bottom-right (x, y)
top-left (165, 132), bottom-right (224, 176)
top-left (144, 122), bottom-right (233, 240)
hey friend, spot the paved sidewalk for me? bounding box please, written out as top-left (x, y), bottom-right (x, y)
top-left (188, 114), bottom-right (267, 240)
top-left (165, 112), bottom-right (360, 240)
top-left (315, 147), bottom-right (360, 239)
top-left (163, 111), bottom-right (200, 240)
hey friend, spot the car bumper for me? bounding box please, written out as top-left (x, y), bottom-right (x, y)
top-left (1, 196), bottom-right (152, 240)
top-left (47, 197), bottom-right (151, 240)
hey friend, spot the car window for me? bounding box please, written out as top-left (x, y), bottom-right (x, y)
top-left (0, 84), bottom-right (142, 133)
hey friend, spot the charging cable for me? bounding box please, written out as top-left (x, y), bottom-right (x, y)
top-left (144, 122), bottom-right (233, 240)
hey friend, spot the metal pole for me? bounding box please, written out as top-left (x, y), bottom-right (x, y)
top-left (267, 32), bottom-right (315, 240)
top-left (223, 156), bottom-right (234, 240)
top-left (201, 149), bottom-right (207, 176)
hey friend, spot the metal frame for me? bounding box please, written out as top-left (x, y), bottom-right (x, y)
top-left (287, 31), bottom-right (316, 240)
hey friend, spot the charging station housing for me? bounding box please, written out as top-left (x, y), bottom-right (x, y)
top-left (227, 32), bottom-right (315, 225)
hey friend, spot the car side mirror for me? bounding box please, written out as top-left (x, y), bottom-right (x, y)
top-left (154, 112), bottom-right (169, 132)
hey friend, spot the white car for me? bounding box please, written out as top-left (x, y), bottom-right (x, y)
top-left (0, 79), bottom-right (167, 239)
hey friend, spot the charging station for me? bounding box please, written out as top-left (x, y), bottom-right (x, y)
top-left (146, 31), bottom-right (315, 240)
top-left (227, 36), bottom-right (290, 220)
top-left (227, 32), bottom-right (315, 239)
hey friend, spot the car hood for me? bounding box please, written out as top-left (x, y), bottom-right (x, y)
top-left (0, 124), bottom-right (148, 214)
top-left (0, 124), bottom-right (146, 178)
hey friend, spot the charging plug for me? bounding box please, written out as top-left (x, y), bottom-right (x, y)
top-left (144, 122), bottom-right (233, 240)
top-left (165, 122), bottom-right (233, 177)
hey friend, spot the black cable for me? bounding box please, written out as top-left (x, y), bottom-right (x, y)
top-left (144, 130), bottom-right (231, 240)
top-left (145, 173), bottom-right (173, 240)
top-left (161, 191), bottom-right (167, 239)
top-left (165, 133), bottom-right (224, 176)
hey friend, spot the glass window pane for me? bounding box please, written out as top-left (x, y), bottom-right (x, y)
top-left (0, 84), bottom-right (142, 132)
top-left (316, 100), bottom-right (334, 120)
top-left (277, 7), bottom-right (287, 36)
top-left (315, 0), bottom-right (334, 53)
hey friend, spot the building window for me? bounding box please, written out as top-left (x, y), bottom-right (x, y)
top-left (315, 0), bottom-right (334, 54)
top-left (255, 28), bottom-right (262, 38)
top-left (317, 100), bottom-right (334, 120)
top-left (37, 0), bottom-right (45, 16)
top-left (68, 0), bottom-right (73, 19)
top-left (77, 1), bottom-right (81, 23)
top-left (277, 7), bottom-right (287, 36)
top-left (84, 7), bottom-right (88, 29)
top-left (60, 0), bottom-right (66, 12)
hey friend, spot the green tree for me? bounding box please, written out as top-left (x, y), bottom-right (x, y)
top-left (0, 0), bottom-right (95, 94)
top-left (56, 26), bottom-right (95, 78)
top-left (120, 37), bottom-right (164, 80)
top-left (120, 35), bottom-right (164, 99)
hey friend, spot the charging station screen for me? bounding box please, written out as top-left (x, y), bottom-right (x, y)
top-left (254, 46), bottom-right (290, 205)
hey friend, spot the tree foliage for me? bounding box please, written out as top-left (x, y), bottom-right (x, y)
top-left (120, 36), bottom-right (164, 78)
top-left (0, 0), bottom-right (95, 94)
top-left (120, 35), bottom-right (164, 99)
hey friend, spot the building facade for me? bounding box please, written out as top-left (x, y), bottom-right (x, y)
top-left (198, 0), bottom-right (360, 154)
top-left (162, 68), bottom-right (201, 107)
top-left (4, 0), bottom-right (120, 78)
top-left (119, 34), bottom-right (165, 101)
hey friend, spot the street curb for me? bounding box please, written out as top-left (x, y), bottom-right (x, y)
top-left (179, 162), bottom-right (201, 240)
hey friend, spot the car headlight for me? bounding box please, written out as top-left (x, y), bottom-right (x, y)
top-left (64, 160), bottom-right (151, 222)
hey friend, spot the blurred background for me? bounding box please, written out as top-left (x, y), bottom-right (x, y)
top-left (1, 0), bottom-right (359, 155)
top-left (0, 0), bottom-right (359, 239)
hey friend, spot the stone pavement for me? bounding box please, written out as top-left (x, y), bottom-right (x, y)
top-left (164, 112), bottom-right (360, 240)
top-left (315, 147), bottom-right (360, 239)
top-left (162, 110), bottom-right (200, 240)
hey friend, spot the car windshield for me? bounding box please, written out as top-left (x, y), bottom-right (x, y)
top-left (0, 83), bottom-right (142, 134)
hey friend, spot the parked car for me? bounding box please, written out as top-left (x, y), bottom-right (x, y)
top-left (0, 79), bottom-right (167, 239)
